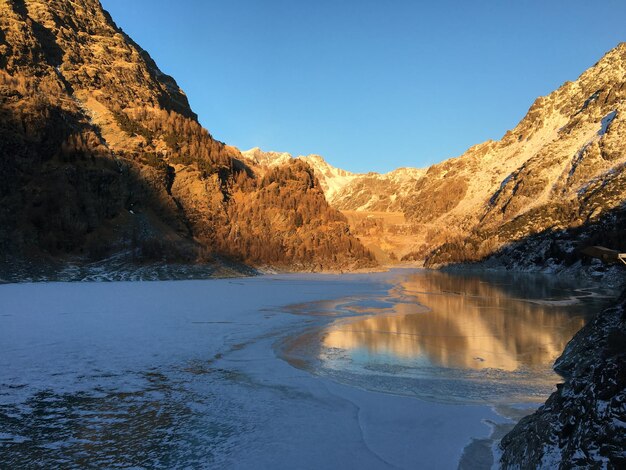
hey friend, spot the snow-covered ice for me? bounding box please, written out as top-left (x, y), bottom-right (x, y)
top-left (0, 270), bottom-right (611, 468)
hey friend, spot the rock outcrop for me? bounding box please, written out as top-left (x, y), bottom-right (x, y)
top-left (499, 291), bottom-right (626, 469)
top-left (241, 149), bottom-right (426, 262)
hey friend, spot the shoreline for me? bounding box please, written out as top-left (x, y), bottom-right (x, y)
top-left (4, 253), bottom-right (621, 286)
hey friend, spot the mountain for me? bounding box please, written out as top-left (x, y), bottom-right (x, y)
top-left (242, 148), bottom-right (425, 212)
top-left (245, 44), bottom-right (626, 270)
top-left (0, 0), bottom-right (374, 278)
top-left (241, 148), bottom-right (426, 263)
top-left (1, 0), bottom-right (625, 278)
top-left (401, 43), bottom-right (626, 268)
top-left (329, 167), bottom-right (425, 212)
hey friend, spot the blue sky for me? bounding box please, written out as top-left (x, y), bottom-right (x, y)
top-left (101, 0), bottom-right (626, 173)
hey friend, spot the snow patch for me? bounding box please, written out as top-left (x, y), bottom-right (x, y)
top-left (598, 110), bottom-right (617, 136)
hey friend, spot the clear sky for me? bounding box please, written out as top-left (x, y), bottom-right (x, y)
top-left (101, 0), bottom-right (626, 173)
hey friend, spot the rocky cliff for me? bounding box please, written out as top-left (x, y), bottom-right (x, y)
top-left (499, 291), bottom-right (626, 469)
top-left (241, 149), bottom-right (426, 263)
top-left (0, 0), bottom-right (374, 278)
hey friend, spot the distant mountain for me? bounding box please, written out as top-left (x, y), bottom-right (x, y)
top-left (241, 148), bottom-right (425, 212)
top-left (0, 0), bottom-right (374, 278)
top-left (241, 149), bottom-right (426, 263)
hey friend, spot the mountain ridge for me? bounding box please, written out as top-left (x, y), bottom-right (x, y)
top-left (1, 0), bottom-right (625, 276)
top-left (241, 147), bottom-right (426, 212)
top-left (413, 41), bottom-right (626, 267)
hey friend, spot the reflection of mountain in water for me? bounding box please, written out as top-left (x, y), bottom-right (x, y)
top-left (322, 271), bottom-right (592, 371)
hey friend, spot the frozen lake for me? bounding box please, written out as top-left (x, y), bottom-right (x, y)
top-left (0, 269), bottom-right (613, 468)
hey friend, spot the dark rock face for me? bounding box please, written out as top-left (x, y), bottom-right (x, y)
top-left (466, 204), bottom-right (626, 287)
top-left (499, 292), bottom-right (626, 469)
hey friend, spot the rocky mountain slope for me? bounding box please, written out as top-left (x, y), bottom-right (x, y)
top-left (1, 0), bottom-right (625, 278)
top-left (403, 43), bottom-right (626, 267)
top-left (241, 148), bottom-right (425, 212)
top-left (499, 291), bottom-right (626, 469)
top-left (0, 0), bottom-right (374, 277)
top-left (241, 148), bottom-right (425, 263)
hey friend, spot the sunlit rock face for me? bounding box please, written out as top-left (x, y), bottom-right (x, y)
top-left (240, 148), bottom-right (425, 212)
top-left (400, 43), bottom-right (626, 265)
top-left (240, 149), bottom-right (428, 262)
top-left (0, 0), bottom-right (375, 273)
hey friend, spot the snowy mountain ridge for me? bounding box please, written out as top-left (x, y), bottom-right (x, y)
top-left (241, 148), bottom-right (426, 212)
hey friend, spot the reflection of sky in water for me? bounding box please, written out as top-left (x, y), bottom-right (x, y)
top-left (282, 270), bottom-right (613, 403)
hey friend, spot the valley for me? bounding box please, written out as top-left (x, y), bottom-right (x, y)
top-left (340, 210), bottom-right (413, 263)
top-left (1, 1), bottom-right (625, 468)
top-left (2, 0), bottom-right (625, 277)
